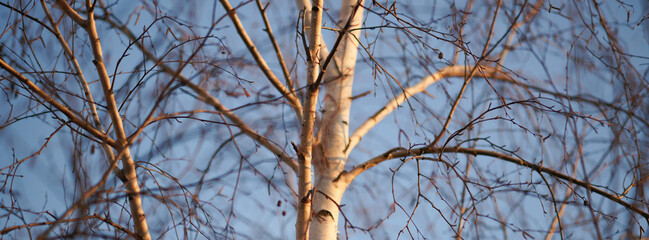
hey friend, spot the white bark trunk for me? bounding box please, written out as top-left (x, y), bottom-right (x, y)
top-left (297, 0), bottom-right (324, 239)
top-left (308, 176), bottom-right (347, 239)
top-left (310, 0), bottom-right (365, 239)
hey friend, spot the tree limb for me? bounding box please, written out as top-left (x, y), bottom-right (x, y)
top-left (98, 13), bottom-right (299, 173)
top-left (255, 0), bottom-right (295, 94)
top-left (0, 58), bottom-right (117, 148)
top-left (41, 0), bottom-right (125, 182)
top-left (296, 0), bottom-right (324, 238)
top-left (54, 0), bottom-right (86, 27)
top-left (219, 0), bottom-right (304, 123)
top-left (57, 1), bottom-right (152, 238)
top-left (339, 146), bottom-right (649, 220)
top-left (346, 65), bottom-right (511, 156)
top-left (345, 62), bottom-right (648, 156)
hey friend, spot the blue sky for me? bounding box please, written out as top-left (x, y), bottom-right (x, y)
top-left (1, 0), bottom-right (648, 239)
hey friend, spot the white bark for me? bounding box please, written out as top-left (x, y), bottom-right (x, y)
top-left (309, 0), bottom-right (365, 239)
top-left (308, 176), bottom-right (347, 239)
top-left (318, 0), bottom-right (365, 174)
top-left (296, 0), bottom-right (324, 239)
top-left (296, 0), bottom-right (343, 79)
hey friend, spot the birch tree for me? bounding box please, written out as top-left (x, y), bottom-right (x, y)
top-left (1, 0), bottom-right (648, 239)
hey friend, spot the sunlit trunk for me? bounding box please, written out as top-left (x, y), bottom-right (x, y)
top-left (308, 176), bottom-right (347, 239)
top-left (309, 0), bottom-right (365, 238)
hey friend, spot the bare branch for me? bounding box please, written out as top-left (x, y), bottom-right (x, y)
top-left (219, 0), bottom-right (304, 122)
top-left (79, 1), bottom-right (150, 238)
top-left (430, 0), bottom-right (506, 147)
top-left (346, 65), bottom-right (511, 156)
top-left (98, 14), bottom-right (299, 173)
top-left (0, 59), bottom-right (117, 148)
top-left (36, 146), bottom-right (128, 239)
top-left (296, 0), bottom-right (342, 77)
top-left (296, 0), bottom-right (324, 237)
top-left (54, 0), bottom-right (86, 27)
top-left (255, 0), bottom-right (295, 94)
top-left (1, 215), bottom-right (95, 235)
top-left (311, 1), bottom-right (362, 89)
top-left (41, 0), bottom-right (125, 182)
top-left (339, 146), bottom-right (649, 220)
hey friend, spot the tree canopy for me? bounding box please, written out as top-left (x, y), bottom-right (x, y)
top-left (1, 0), bottom-right (648, 239)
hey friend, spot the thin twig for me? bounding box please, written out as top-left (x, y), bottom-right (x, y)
top-left (98, 13), bottom-right (299, 172)
top-left (339, 146), bottom-right (649, 220)
top-left (255, 0), bottom-right (296, 94)
top-left (0, 59), bottom-right (117, 147)
top-left (41, 0), bottom-right (125, 182)
top-left (219, 0), bottom-right (303, 122)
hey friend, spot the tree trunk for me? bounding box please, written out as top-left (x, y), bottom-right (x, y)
top-left (309, 176), bottom-right (347, 239)
top-left (309, 0), bottom-right (365, 238)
